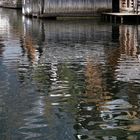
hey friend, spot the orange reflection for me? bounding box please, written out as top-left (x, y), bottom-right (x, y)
top-left (23, 35), bottom-right (37, 63)
top-left (84, 58), bottom-right (112, 105)
top-left (119, 25), bottom-right (138, 56)
top-left (84, 58), bottom-right (139, 123)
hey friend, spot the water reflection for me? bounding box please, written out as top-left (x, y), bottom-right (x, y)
top-left (20, 18), bottom-right (140, 139)
top-left (116, 25), bottom-right (140, 83)
top-left (1, 8), bottom-right (140, 140)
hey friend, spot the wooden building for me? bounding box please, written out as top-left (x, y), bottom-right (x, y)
top-left (22, 0), bottom-right (112, 17)
top-left (112, 0), bottom-right (140, 13)
top-left (120, 0), bottom-right (140, 13)
top-left (102, 0), bottom-right (140, 23)
top-left (0, 0), bottom-right (22, 8)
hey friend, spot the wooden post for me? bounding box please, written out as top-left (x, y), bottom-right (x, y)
top-left (112, 0), bottom-right (120, 12)
top-left (110, 15), bottom-right (112, 22)
top-left (41, 0), bottom-right (44, 15)
top-left (112, 25), bottom-right (119, 42)
top-left (136, 0), bottom-right (139, 14)
top-left (121, 16), bottom-right (123, 23)
top-left (114, 16), bottom-right (117, 23)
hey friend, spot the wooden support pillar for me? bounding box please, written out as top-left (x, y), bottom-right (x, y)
top-left (109, 15), bottom-right (111, 22)
top-left (121, 16), bottom-right (123, 23)
top-left (112, 0), bottom-right (120, 12)
top-left (136, 15), bottom-right (139, 23)
top-left (40, 0), bottom-right (44, 15)
top-left (112, 25), bottom-right (119, 42)
top-left (114, 16), bottom-right (117, 23)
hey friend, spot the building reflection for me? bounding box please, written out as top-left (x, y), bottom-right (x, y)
top-left (119, 25), bottom-right (138, 56)
top-left (74, 25), bottom-right (140, 140)
top-left (19, 17), bottom-right (113, 140)
top-left (1, 7), bottom-right (140, 139)
top-left (21, 17), bottom-right (45, 65)
top-left (0, 9), bottom-right (19, 140)
top-left (0, 38), bottom-right (4, 57)
top-left (116, 25), bottom-right (140, 83)
top-left (20, 17), bottom-right (140, 139)
top-left (75, 59), bottom-right (122, 139)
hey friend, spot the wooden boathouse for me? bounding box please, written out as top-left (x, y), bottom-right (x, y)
top-left (103, 0), bottom-right (140, 23)
top-left (0, 0), bottom-right (22, 8)
top-left (22, 0), bottom-right (112, 17)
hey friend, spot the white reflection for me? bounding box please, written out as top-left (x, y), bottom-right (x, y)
top-left (0, 16), bottom-right (10, 35)
top-left (51, 103), bottom-right (60, 106)
top-left (116, 25), bottom-right (140, 83)
top-left (19, 96), bottom-right (47, 140)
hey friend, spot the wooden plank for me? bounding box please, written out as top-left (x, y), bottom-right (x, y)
top-left (103, 12), bottom-right (140, 16)
top-left (102, 12), bottom-right (140, 23)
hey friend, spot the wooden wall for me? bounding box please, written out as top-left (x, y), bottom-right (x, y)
top-left (0, 0), bottom-right (22, 8)
top-left (22, 0), bottom-right (112, 17)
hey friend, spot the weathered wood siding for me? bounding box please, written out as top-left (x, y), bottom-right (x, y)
top-left (0, 0), bottom-right (22, 8)
top-left (22, 0), bottom-right (33, 15)
top-left (22, 0), bottom-right (112, 17)
top-left (120, 0), bottom-right (140, 13)
top-left (120, 0), bottom-right (134, 12)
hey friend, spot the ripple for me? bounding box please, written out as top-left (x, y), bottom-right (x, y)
top-left (1, 8), bottom-right (140, 140)
top-left (19, 95), bottom-right (48, 139)
top-left (0, 66), bottom-right (10, 95)
top-left (116, 55), bottom-right (140, 83)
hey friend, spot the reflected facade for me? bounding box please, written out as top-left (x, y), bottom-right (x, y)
top-left (0, 8), bottom-right (140, 140)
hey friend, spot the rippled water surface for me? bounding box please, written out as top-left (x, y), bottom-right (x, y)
top-left (1, 8), bottom-right (140, 140)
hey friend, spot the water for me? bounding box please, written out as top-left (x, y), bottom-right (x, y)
top-left (1, 8), bottom-right (140, 140)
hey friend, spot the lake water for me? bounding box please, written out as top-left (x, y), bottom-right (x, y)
top-left (1, 8), bottom-right (140, 140)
